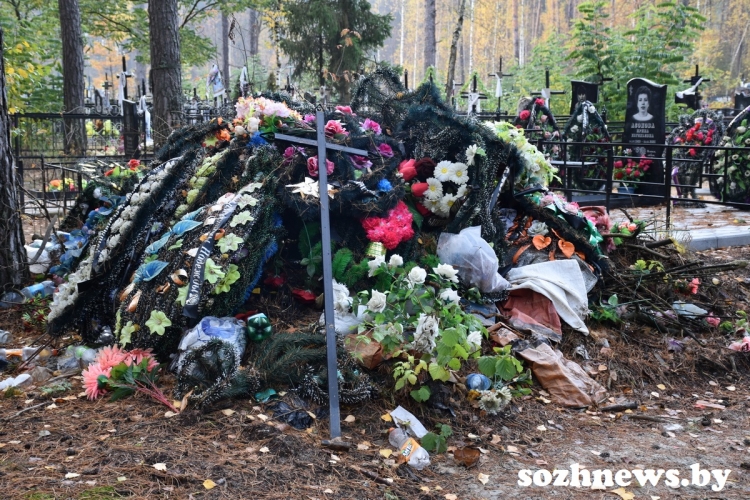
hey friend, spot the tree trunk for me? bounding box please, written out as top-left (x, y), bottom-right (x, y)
top-left (222, 12), bottom-right (230, 96)
top-left (0, 29), bottom-right (28, 290)
top-left (148, 0), bottom-right (182, 148)
top-left (423, 0), bottom-right (436, 72)
top-left (249, 9), bottom-right (260, 56)
top-left (445, 0), bottom-right (467, 101)
top-left (58, 0), bottom-right (85, 155)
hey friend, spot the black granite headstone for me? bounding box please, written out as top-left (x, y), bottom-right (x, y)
top-left (570, 80), bottom-right (599, 115)
top-left (122, 99), bottom-right (139, 158)
top-left (735, 90), bottom-right (750, 110)
top-left (623, 78), bottom-right (667, 197)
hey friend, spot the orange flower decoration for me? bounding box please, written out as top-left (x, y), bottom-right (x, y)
top-left (532, 235), bottom-right (551, 250)
top-left (558, 239), bottom-right (575, 258)
top-left (216, 128), bottom-right (231, 142)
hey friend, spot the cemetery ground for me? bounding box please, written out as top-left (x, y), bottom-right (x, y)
top-left (0, 239), bottom-right (749, 500)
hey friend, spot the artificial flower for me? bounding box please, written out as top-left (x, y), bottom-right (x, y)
top-left (82, 362), bottom-right (111, 400)
top-left (425, 178), bottom-right (443, 200)
top-left (332, 280), bottom-right (352, 313)
top-left (728, 336), bottom-right (750, 352)
top-left (361, 201), bottom-right (414, 250)
top-left (335, 105), bottom-right (354, 115)
top-left (291, 288), bottom-right (317, 304)
top-left (412, 313), bottom-right (439, 353)
top-left (434, 263), bottom-right (459, 283)
top-left (350, 154), bottom-right (372, 171)
top-left (95, 345), bottom-right (127, 370)
top-left (406, 266), bottom-right (427, 288)
top-left (414, 158), bottom-right (436, 180)
top-left (377, 143), bottom-right (394, 158)
top-left (448, 162), bottom-right (468, 185)
top-left (411, 182), bottom-right (429, 197)
top-left (439, 288), bottom-right (460, 305)
top-left (439, 193), bottom-right (458, 215)
top-left (367, 256), bottom-right (385, 277)
top-left (363, 118), bottom-right (381, 135)
top-left (307, 156), bottom-right (335, 178)
top-left (145, 310), bottom-right (172, 336)
top-left (519, 110), bottom-right (531, 121)
top-left (366, 289), bottom-right (387, 313)
top-left (324, 119), bottom-right (348, 138)
top-left (465, 144), bottom-right (479, 166)
top-left (467, 330), bottom-right (483, 352)
top-left (398, 159), bottom-right (417, 181)
top-left (388, 254), bottom-right (404, 268)
top-left (527, 220), bottom-right (549, 236)
top-left (435, 161), bottom-right (453, 182)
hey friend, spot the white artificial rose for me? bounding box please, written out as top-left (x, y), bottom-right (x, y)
top-left (366, 289), bottom-right (387, 313)
top-left (588, 105), bottom-right (596, 114)
top-left (434, 263), bottom-right (459, 283)
top-left (467, 330), bottom-right (483, 352)
top-left (388, 254), bottom-right (404, 268)
top-left (331, 280), bottom-right (352, 313)
top-left (406, 266), bottom-right (427, 288)
top-left (367, 256), bottom-right (385, 277)
top-left (439, 288), bottom-right (460, 305)
top-left (576, 114), bottom-right (583, 123)
top-left (247, 116), bottom-right (260, 133)
top-left (412, 313), bottom-right (439, 353)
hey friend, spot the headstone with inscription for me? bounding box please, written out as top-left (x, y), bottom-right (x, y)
top-left (122, 99), bottom-right (139, 158)
top-left (570, 80), bottom-right (599, 115)
top-left (623, 78), bottom-right (667, 197)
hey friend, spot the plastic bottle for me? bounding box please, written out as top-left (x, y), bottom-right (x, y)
top-left (21, 281), bottom-right (56, 299)
top-left (21, 347), bottom-right (53, 361)
top-left (0, 291), bottom-right (25, 308)
top-left (388, 428), bottom-right (431, 470)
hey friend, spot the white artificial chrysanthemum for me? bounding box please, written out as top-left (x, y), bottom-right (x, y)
top-left (465, 144), bottom-right (479, 166)
top-left (411, 313), bottom-right (439, 353)
top-left (439, 288), bottom-right (460, 305)
top-left (425, 178), bottom-right (443, 200)
top-left (422, 198), bottom-right (442, 215)
top-left (388, 254), bottom-right (404, 268)
top-left (332, 280), bottom-right (352, 313)
top-left (434, 263), bottom-right (459, 283)
top-left (367, 256), bottom-right (385, 277)
top-left (576, 114), bottom-right (583, 123)
top-left (478, 388), bottom-right (511, 415)
top-left (111, 219), bottom-right (123, 233)
top-left (130, 193), bottom-right (141, 205)
top-left (456, 184), bottom-right (468, 198)
top-left (366, 289), bottom-right (387, 313)
top-left (139, 182), bottom-right (151, 193)
top-left (570, 125), bottom-right (579, 134)
top-left (106, 234), bottom-right (121, 249)
top-left (588, 105), bottom-right (596, 114)
top-left (439, 193), bottom-right (458, 215)
top-left (435, 161), bottom-right (454, 182)
top-left (449, 162), bottom-right (468, 185)
top-left (406, 266), bottom-right (427, 288)
top-left (467, 330), bottom-right (483, 352)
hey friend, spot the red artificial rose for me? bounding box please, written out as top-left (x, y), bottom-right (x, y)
top-left (689, 148), bottom-right (697, 157)
top-left (704, 137), bottom-right (712, 145)
top-left (633, 170), bottom-right (641, 177)
top-left (696, 131), bottom-right (704, 141)
top-left (414, 158), bottom-right (436, 180)
top-left (535, 98), bottom-right (545, 106)
top-left (625, 167), bottom-right (632, 175)
top-left (263, 273), bottom-right (287, 288)
top-left (398, 159), bottom-right (417, 181)
top-left (411, 182), bottom-right (429, 197)
top-left (291, 288), bottom-right (317, 304)
top-left (104, 169), bottom-right (114, 177)
top-left (614, 161), bottom-right (623, 168)
top-left (324, 119), bottom-right (347, 138)
top-left (519, 110), bottom-right (531, 120)
top-left (615, 171), bottom-right (624, 180)
top-left (128, 159), bottom-right (140, 170)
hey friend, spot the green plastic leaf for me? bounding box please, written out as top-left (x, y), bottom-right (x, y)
top-left (217, 233), bottom-right (243, 253)
top-left (230, 211), bottom-right (254, 228)
top-left (175, 286), bottom-right (188, 306)
top-left (213, 264), bottom-right (241, 294)
top-left (167, 239), bottom-right (184, 251)
top-left (109, 386), bottom-right (135, 402)
top-left (120, 321), bottom-right (137, 347)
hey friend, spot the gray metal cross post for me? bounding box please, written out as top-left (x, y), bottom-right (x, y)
top-left (460, 74), bottom-right (488, 115)
top-left (488, 56), bottom-right (513, 113)
top-left (531, 68), bottom-right (564, 108)
top-left (275, 109), bottom-right (369, 439)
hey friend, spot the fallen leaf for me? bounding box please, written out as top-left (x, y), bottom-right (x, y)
top-left (420, 486), bottom-right (430, 492)
top-left (727, 386), bottom-right (736, 391)
top-left (357, 441), bottom-right (371, 451)
top-left (506, 445), bottom-right (519, 455)
top-left (381, 413), bottom-right (393, 422)
top-left (164, 411), bottom-right (178, 418)
top-left (324, 488), bottom-right (333, 494)
top-left (477, 473), bottom-right (489, 485)
top-left (478, 447), bottom-right (489, 454)
top-left (610, 487), bottom-right (635, 500)
top-left (650, 392), bottom-right (660, 398)
top-left (203, 479), bottom-right (216, 490)
top-left (259, 447), bottom-right (270, 453)
top-left (257, 414), bottom-right (269, 422)
top-left (379, 449), bottom-right (393, 458)
top-left (152, 463), bottom-right (167, 471)
top-left (536, 425), bottom-right (547, 432)
top-left (46, 404), bottom-right (57, 410)
top-left (453, 447), bottom-right (481, 467)
top-left (85, 480), bottom-right (96, 486)
top-left (64, 473), bottom-right (80, 479)
top-left (539, 397), bottom-right (552, 404)
top-left (467, 433), bottom-right (480, 440)
top-left (536, 459), bottom-right (548, 466)
top-left (306, 411), bottom-right (317, 419)
top-left (695, 400), bottom-right (726, 410)
top-left (117, 476), bottom-right (127, 482)
top-left (445, 495), bottom-right (458, 500)
top-left (221, 409), bottom-right (236, 416)
top-left (330, 454), bottom-right (340, 462)
top-left (490, 434), bottom-right (502, 445)
top-left (657, 384), bottom-right (666, 390)
top-left (709, 381), bottom-right (718, 386)
top-left (598, 364), bottom-right (608, 372)
top-left (344, 415), bottom-right (356, 423)
top-left (434, 485), bottom-right (442, 490)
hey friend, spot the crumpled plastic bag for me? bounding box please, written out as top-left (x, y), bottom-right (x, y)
top-left (518, 343), bottom-right (606, 407)
top-left (437, 226), bottom-right (509, 293)
top-left (173, 316), bottom-right (246, 370)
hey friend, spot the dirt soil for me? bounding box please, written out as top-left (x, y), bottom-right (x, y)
top-left (2, 249), bottom-right (750, 500)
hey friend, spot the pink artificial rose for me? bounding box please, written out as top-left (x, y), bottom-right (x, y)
top-left (398, 159), bottom-right (417, 181)
top-left (519, 110), bottom-right (531, 120)
top-left (377, 143), bottom-right (394, 158)
top-left (535, 98), bottom-right (545, 107)
top-left (411, 182), bottom-right (429, 197)
top-left (363, 118), bottom-right (382, 135)
top-left (728, 336), bottom-right (750, 352)
top-left (303, 114), bottom-right (316, 123)
top-left (689, 148), bottom-right (697, 157)
top-left (688, 277), bottom-right (700, 294)
top-left (335, 105), bottom-right (354, 115)
top-left (325, 120), bottom-right (348, 138)
top-left (706, 313), bottom-right (720, 327)
top-left (307, 156), bottom-right (335, 177)
top-left (627, 223), bottom-right (637, 232)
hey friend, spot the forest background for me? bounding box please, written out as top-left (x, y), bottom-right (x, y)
top-left (1, 0), bottom-right (749, 122)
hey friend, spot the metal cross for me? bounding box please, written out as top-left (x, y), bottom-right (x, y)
top-left (460, 74), bottom-right (488, 115)
top-left (488, 57), bottom-right (513, 113)
top-left (275, 110), bottom-right (369, 439)
top-left (531, 68), bottom-right (564, 108)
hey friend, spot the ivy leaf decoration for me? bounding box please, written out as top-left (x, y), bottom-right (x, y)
top-left (120, 321), bottom-right (138, 347)
top-left (236, 194), bottom-right (258, 209)
top-left (217, 233), bottom-right (243, 253)
top-left (213, 264), bottom-right (241, 294)
top-left (204, 258), bottom-right (225, 284)
top-left (145, 310), bottom-right (171, 336)
top-left (167, 239), bottom-right (184, 251)
top-left (175, 286), bottom-right (189, 306)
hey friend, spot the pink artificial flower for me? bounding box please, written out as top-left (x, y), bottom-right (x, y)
top-left (627, 223), bottom-right (638, 232)
top-left (519, 110), bottom-right (531, 120)
top-left (688, 278), bottom-right (700, 294)
top-left (377, 143), bottom-right (394, 158)
top-left (614, 160), bottom-right (623, 168)
top-left (415, 202), bottom-right (430, 216)
top-left (535, 98), bottom-right (545, 107)
top-left (303, 114), bottom-right (316, 124)
top-left (350, 154), bottom-right (372, 171)
top-left (335, 105), bottom-right (354, 115)
top-left (126, 348), bottom-right (159, 372)
top-left (728, 336), bottom-right (750, 352)
top-left (706, 313), bottom-right (720, 327)
top-left (689, 148), bottom-right (697, 157)
top-left (398, 159), bottom-right (417, 181)
top-left (361, 201), bottom-right (414, 250)
top-left (307, 156), bottom-right (335, 177)
top-left (363, 118), bottom-right (382, 135)
top-left (82, 362), bottom-right (111, 400)
top-left (411, 182), bottom-right (429, 197)
top-left (94, 345), bottom-right (128, 370)
top-left (324, 120), bottom-right (348, 138)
